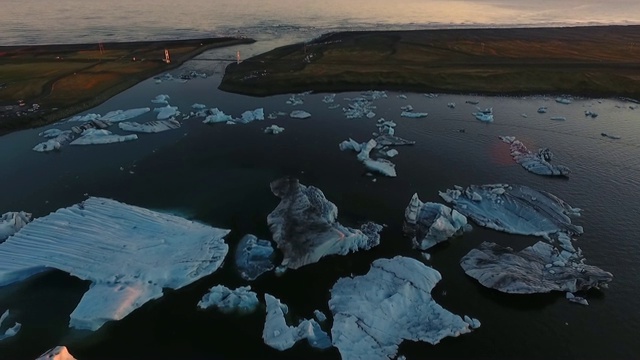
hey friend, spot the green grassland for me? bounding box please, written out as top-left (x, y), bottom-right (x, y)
top-left (220, 26), bottom-right (640, 99)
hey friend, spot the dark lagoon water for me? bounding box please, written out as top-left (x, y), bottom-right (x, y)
top-left (1, 39), bottom-right (640, 358)
top-left (2, 1), bottom-right (640, 358)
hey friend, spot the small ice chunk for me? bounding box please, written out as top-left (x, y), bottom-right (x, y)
top-left (236, 108), bottom-right (265, 124)
top-left (0, 310), bottom-right (21, 341)
top-left (198, 285), bottom-right (259, 314)
top-left (566, 292), bottom-right (589, 305)
top-left (314, 310), bottom-right (327, 323)
top-left (35, 346), bottom-right (77, 360)
top-left (555, 97), bottom-right (572, 104)
top-left (363, 158), bottom-right (397, 177)
top-left (0, 211), bottom-right (32, 242)
top-left (398, 94), bottom-right (408, 99)
top-left (192, 103), bottom-right (207, 110)
top-left (203, 108), bottom-right (234, 124)
top-left (403, 193), bottom-right (468, 250)
top-left (400, 105), bottom-right (413, 112)
top-left (499, 136), bottom-right (570, 176)
top-left (264, 125), bottom-right (285, 134)
top-left (473, 112), bottom-right (493, 122)
top-left (151, 94), bottom-right (170, 104)
top-left (322, 94), bottom-right (336, 103)
top-left (118, 119), bottom-right (180, 133)
top-left (234, 234), bottom-right (275, 281)
top-left (339, 138), bottom-right (363, 152)
top-left (537, 106), bottom-right (548, 113)
top-left (463, 315), bottom-right (481, 329)
top-left (153, 105), bottom-right (179, 120)
top-left (401, 111), bottom-right (428, 118)
top-left (290, 110), bottom-right (311, 119)
top-left (375, 135), bottom-right (415, 146)
top-left (385, 149), bottom-right (399, 158)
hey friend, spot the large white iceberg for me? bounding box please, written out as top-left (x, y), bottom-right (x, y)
top-left (439, 184), bottom-right (583, 246)
top-left (153, 105), bottom-right (179, 120)
top-left (198, 285), bottom-right (259, 314)
top-left (234, 234), bottom-right (275, 281)
top-left (329, 256), bottom-right (477, 360)
top-left (267, 177), bottom-right (383, 270)
top-left (499, 136), bottom-right (570, 176)
top-left (263, 294), bottom-right (331, 351)
top-left (0, 197), bottom-right (230, 331)
top-left (118, 119), bottom-right (181, 133)
top-left (35, 346), bottom-right (77, 360)
top-left (0, 211), bottom-right (32, 242)
top-left (461, 241), bottom-right (613, 294)
top-left (70, 129), bottom-right (137, 145)
top-left (403, 193), bottom-right (469, 250)
top-left (0, 309), bottom-right (21, 341)
top-left (101, 108), bottom-right (150, 122)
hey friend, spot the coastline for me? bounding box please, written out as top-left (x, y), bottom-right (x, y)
top-left (0, 37), bottom-right (255, 136)
top-left (219, 25), bottom-right (640, 100)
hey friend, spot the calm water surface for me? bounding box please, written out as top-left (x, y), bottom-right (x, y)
top-left (1, 2), bottom-right (640, 359)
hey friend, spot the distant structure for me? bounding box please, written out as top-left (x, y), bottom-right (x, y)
top-left (163, 49), bottom-right (171, 64)
top-left (236, 51), bottom-right (241, 64)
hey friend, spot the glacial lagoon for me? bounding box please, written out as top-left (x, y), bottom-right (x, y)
top-left (1, 43), bottom-right (640, 359)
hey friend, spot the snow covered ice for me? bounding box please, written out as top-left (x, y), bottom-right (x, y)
top-left (461, 241), bottom-right (612, 294)
top-left (439, 184), bottom-right (583, 241)
top-left (70, 129), bottom-right (138, 146)
top-left (403, 193), bottom-right (469, 250)
top-left (499, 136), bottom-right (570, 176)
top-left (0, 211), bottom-right (32, 242)
top-left (329, 256), bottom-right (478, 360)
top-left (0, 197), bottom-right (230, 331)
top-left (234, 234), bottom-right (275, 281)
top-left (118, 119), bottom-right (180, 133)
top-left (263, 294), bottom-right (332, 351)
top-left (198, 285), bottom-right (259, 314)
top-left (267, 177), bottom-right (383, 270)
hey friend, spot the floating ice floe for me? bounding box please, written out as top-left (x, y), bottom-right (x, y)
top-left (550, 116), bottom-right (566, 121)
top-left (314, 310), bottom-right (327, 323)
top-left (70, 129), bottom-right (138, 146)
top-left (33, 130), bottom-right (74, 152)
top-left (460, 241), bottom-right (612, 294)
top-left (401, 111), bottom-right (428, 118)
top-left (385, 149), bottom-right (399, 157)
top-left (403, 193), bottom-right (469, 251)
top-left (153, 105), bottom-right (179, 120)
top-left (236, 108), bottom-right (265, 124)
top-left (101, 108), bottom-right (150, 122)
top-left (286, 94), bottom-right (304, 106)
top-left (235, 234), bottom-right (275, 281)
top-left (537, 106), bottom-right (548, 113)
top-left (64, 113), bottom-right (101, 122)
top-left (556, 97), bottom-right (572, 105)
top-left (203, 108), bottom-right (234, 124)
top-left (0, 211), bottom-right (31, 243)
top-left (264, 125), bottom-right (285, 135)
top-left (339, 138), bottom-right (363, 152)
top-left (425, 93), bottom-right (439, 98)
top-left (448, 102), bottom-right (456, 108)
top-left (584, 110), bottom-right (598, 118)
top-left (342, 98), bottom-right (376, 119)
top-left (118, 119), bottom-right (181, 133)
top-left (472, 107), bottom-right (493, 122)
top-left (0, 310), bottom-right (21, 341)
top-left (267, 177), bottom-right (383, 270)
top-left (151, 94), bottom-right (170, 104)
top-left (601, 133), bottom-right (621, 139)
top-left (439, 184), bottom-right (583, 247)
top-left (400, 105), bottom-right (413, 112)
top-left (290, 110), bottom-right (311, 119)
top-left (465, 100), bottom-right (479, 105)
top-left (198, 285), bottom-right (260, 314)
top-left (192, 103), bottom-right (207, 110)
top-left (35, 346), bottom-right (77, 360)
top-left (499, 136), bottom-right (570, 176)
top-left (377, 118), bottom-right (396, 136)
top-left (398, 94), bottom-right (408, 100)
top-left (263, 294), bottom-right (332, 351)
top-left (322, 94), bottom-right (336, 103)
top-left (362, 90), bottom-right (387, 100)
top-left (374, 135), bottom-right (415, 146)
top-left (0, 197), bottom-right (230, 331)
top-left (329, 256), bottom-right (478, 360)
top-left (566, 292), bottom-right (589, 305)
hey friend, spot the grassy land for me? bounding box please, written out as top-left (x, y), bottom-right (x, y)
top-left (220, 26), bottom-right (640, 99)
top-left (0, 37), bottom-right (255, 134)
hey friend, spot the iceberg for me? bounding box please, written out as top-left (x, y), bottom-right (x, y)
top-left (203, 108), bottom-right (234, 124)
top-left (264, 125), bottom-right (285, 135)
top-left (290, 110), bottom-right (311, 119)
top-left (585, 110), bottom-right (598, 118)
top-left (151, 94), bottom-right (170, 104)
top-left (192, 103), bottom-right (207, 110)
top-left (39, 129), bottom-right (70, 138)
top-left (35, 346), bottom-right (77, 360)
top-left (374, 135), bottom-right (415, 146)
top-left (460, 241), bottom-right (612, 294)
top-left (339, 138), bottom-right (363, 152)
top-left (398, 94), bottom-right (408, 99)
top-left (401, 111), bottom-right (428, 118)
top-left (70, 129), bottom-right (138, 146)
top-left (267, 177), bottom-right (383, 270)
top-left (403, 193), bottom-right (469, 250)
top-left (0, 211), bottom-right (32, 243)
top-left (0, 197), bottom-right (230, 331)
top-left (566, 292), bottom-right (589, 305)
top-left (153, 105), bottom-right (179, 120)
top-left (556, 97), bottom-right (572, 104)
top-left (472, 112), bottom-right (493, 122)
top-left (439, 184), bottom-right (583, 243)
top-left (550, 116), bottom-right (566, 121)
top-left (376, 118), bottom-right (396, 136)
top-left (33, 130), bottom-right (74, 152)
top-left (263, 294), bottom-right (332, 351)
top-left (342, 98), bottom-right (376, 119)
top-left (286, 94), bottom-right (304, 106)
top-left (0, 310), bottom-right (21, 341)
top-left (385, 149), bottom-right (399, 158)
top-left (537, 106), bottom-right (548, 113)
top-left (400, 105), bottom-right (413, 112)
top-left (118, 119), bottom-right (180, 133)
top-left (101, 108), bottom-right (150, 122)
top-left (236, 108), bottom-right (265, 124)
top-left (235, 234), bottom-right (275, 281)
top-left (198, 285), bottom-right (259, 314)
top-left (499, 136), bottom-right (570, 176)
top-left (329, 256), bottom-right (477, 360)
top-left (322, 94), bottom-right (336, 103)
top-left (363, 158), bottom-right (396, 177)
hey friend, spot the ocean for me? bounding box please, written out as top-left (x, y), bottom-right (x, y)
top-left (1, 1), bottom-right (640, 359)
